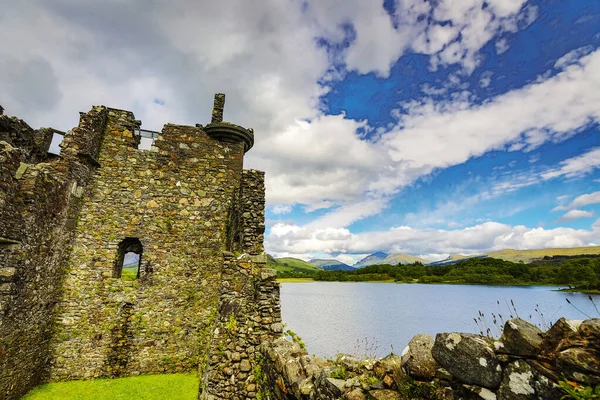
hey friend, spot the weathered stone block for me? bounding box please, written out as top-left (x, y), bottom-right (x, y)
top-left (402, 333), bottom-right (438, 380)
top-left (497, 361), bottom-right (536, 400)
top-left (498, 318), bottom-right (543, 357)
top-left (432, 333), bottom-right (503, 389)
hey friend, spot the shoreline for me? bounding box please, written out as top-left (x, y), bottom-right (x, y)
top-left (276, 278), bottom-right (600, 293)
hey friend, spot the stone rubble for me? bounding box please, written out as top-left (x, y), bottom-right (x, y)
top-left (259, 317), bottom-right (600, 399)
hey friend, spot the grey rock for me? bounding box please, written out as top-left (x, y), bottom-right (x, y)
top-left (402, 334), bottom-right (438, 380)
top-left (497, 361), bottom-right (536, 400)
top-left (532, 374), bottom-right (562, 400)
top-left (337, 354), bottom-right (360, 372)
top-left (240, 359), bottom-right (251, 372)
top-left (432, 332), bottom-right (502, 389)
top-left (499, 318), bottom-right (543, 357)
top-left (345, 387), bottom-right (366, 400)
top-left (578, 318), bottom-right (600, 350)
top-left (540, 318), bottom-right (578, 356)
top-left (373, 353), bottom-right (402, 379)
top-left (314, 370), bottom-right (345, 398)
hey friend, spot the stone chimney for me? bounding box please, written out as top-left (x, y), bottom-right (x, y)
top-left (211, 93), bottom-right (225, 123)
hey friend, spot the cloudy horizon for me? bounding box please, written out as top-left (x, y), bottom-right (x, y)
top-left (2, 0), bottom-right (599, 264)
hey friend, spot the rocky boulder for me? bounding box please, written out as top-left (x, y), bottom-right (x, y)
top-left (578, 318), bottom-right (600, 350)
top-left (540, 318), bottom-right (578, 357)
top-left (556, 348), bottom-right (600, 384)
top-left (432, 332), bottom-right (503, 389)
top-left (498, 318), bottom-right (543, 357)
top-left (401, 334), bottom-right (439, 380)
top-left (313, 369), bottom-right (351, 399)
top-left (497, 361), bottom-right (536, 400)
top-left (373, 353), bottom-right (402, 381)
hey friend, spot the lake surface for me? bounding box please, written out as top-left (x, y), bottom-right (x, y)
top-left (280, 282), bottom-right (600, 358)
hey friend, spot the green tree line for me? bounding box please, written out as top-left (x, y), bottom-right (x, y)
top-left (306, 257), bottom-right (600, 291)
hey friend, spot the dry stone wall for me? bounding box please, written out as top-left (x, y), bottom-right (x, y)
top-left (259, 317), bottom-right (600, 400)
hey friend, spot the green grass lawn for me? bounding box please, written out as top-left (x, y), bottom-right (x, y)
top-left (22, 374), bottom-right (199, 400)
top-left (121, 264), bottom-right (139, 281)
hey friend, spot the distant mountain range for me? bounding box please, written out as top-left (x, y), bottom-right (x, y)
top-left (426, 254), bottom-right (488, 266)
top-left (266, 245), bottom-right (600, 275)
top-left (308, 259), bottom-right (355, 271)
top-left (354, 252), bottom-right (429, 268)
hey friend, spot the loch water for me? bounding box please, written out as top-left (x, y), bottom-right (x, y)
top-left (280, 282), bottom-right (600, 358)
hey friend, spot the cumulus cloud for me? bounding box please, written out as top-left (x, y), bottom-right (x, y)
top-left (308, 0), bottom-right (535, 76)
top-left (384, 51), bottom-right (600, 175)
top-left (2, 0), bottom-right (598, 259)
top-left (295, 48), bottom-right (600, 229)
top-left (266, 219), bottom-right (600, 257)
top-left (558, 209), bottom-right (596, 222)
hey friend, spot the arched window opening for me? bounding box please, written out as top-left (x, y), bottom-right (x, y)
top-left (114, 238), bottom-right (143, 281)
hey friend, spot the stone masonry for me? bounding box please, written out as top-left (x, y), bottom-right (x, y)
top-left (0, 95), bottom-right (275, 400)
top-left (259, 318), bottom-right (600, 400)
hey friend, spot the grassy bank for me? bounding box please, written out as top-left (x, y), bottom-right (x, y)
top-left (277, 277), bottom-right (315, 283)
top-left (22, 373), bottom-right (199, 400)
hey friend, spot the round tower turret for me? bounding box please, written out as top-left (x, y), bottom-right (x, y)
top-left (204, 94), bottom-right (254, 153)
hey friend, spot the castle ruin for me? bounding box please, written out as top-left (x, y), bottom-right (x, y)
top-left (0, 95), bottom-right (281, 399)
top-left (2, 95), bottom-right (600, 400)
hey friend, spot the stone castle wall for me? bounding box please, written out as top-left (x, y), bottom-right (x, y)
top-left (0, 96), bottom-right (270, 400)
top-left (200, 253), bottom-right (281, 399)
top-left (49, 107), bottom-right (248, 380)
top-left (0, 107), bottom-right (109, 399)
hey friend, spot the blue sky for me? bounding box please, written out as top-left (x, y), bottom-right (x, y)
top-left (1, 0), bottom-right (599, 264)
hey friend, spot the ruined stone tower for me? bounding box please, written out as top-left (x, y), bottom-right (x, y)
top-left (0, 95), bottom-right (281, 400)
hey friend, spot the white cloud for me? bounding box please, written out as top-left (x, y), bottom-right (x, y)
top-left (554, 191), bottom-right (600, 212)
top-left (496, 38), bottom-right (510, 54)
top-left (308, 0), bottom-right (534, 76)
top-left (266, 219), bottom-right (600, 258)
top-left (541, 148), bottom-right (600, 180)
top-left (554, 45), bottom-right (595, 69)
top-left (558, 209), bottom-right (596, 222)
top-left (571, 191), bottom-right (600, 208)
top-left (305, 49), bottom-right (600, 229)
top-left (271, 204), bottom-right (293, 215)
top-left (383, 50), bottom-right (600, 186)
top-left (479, 71), bottom-right (494, 88)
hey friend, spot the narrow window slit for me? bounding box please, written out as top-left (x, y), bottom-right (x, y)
top-left (114, 238), bottom-right (143, 280)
